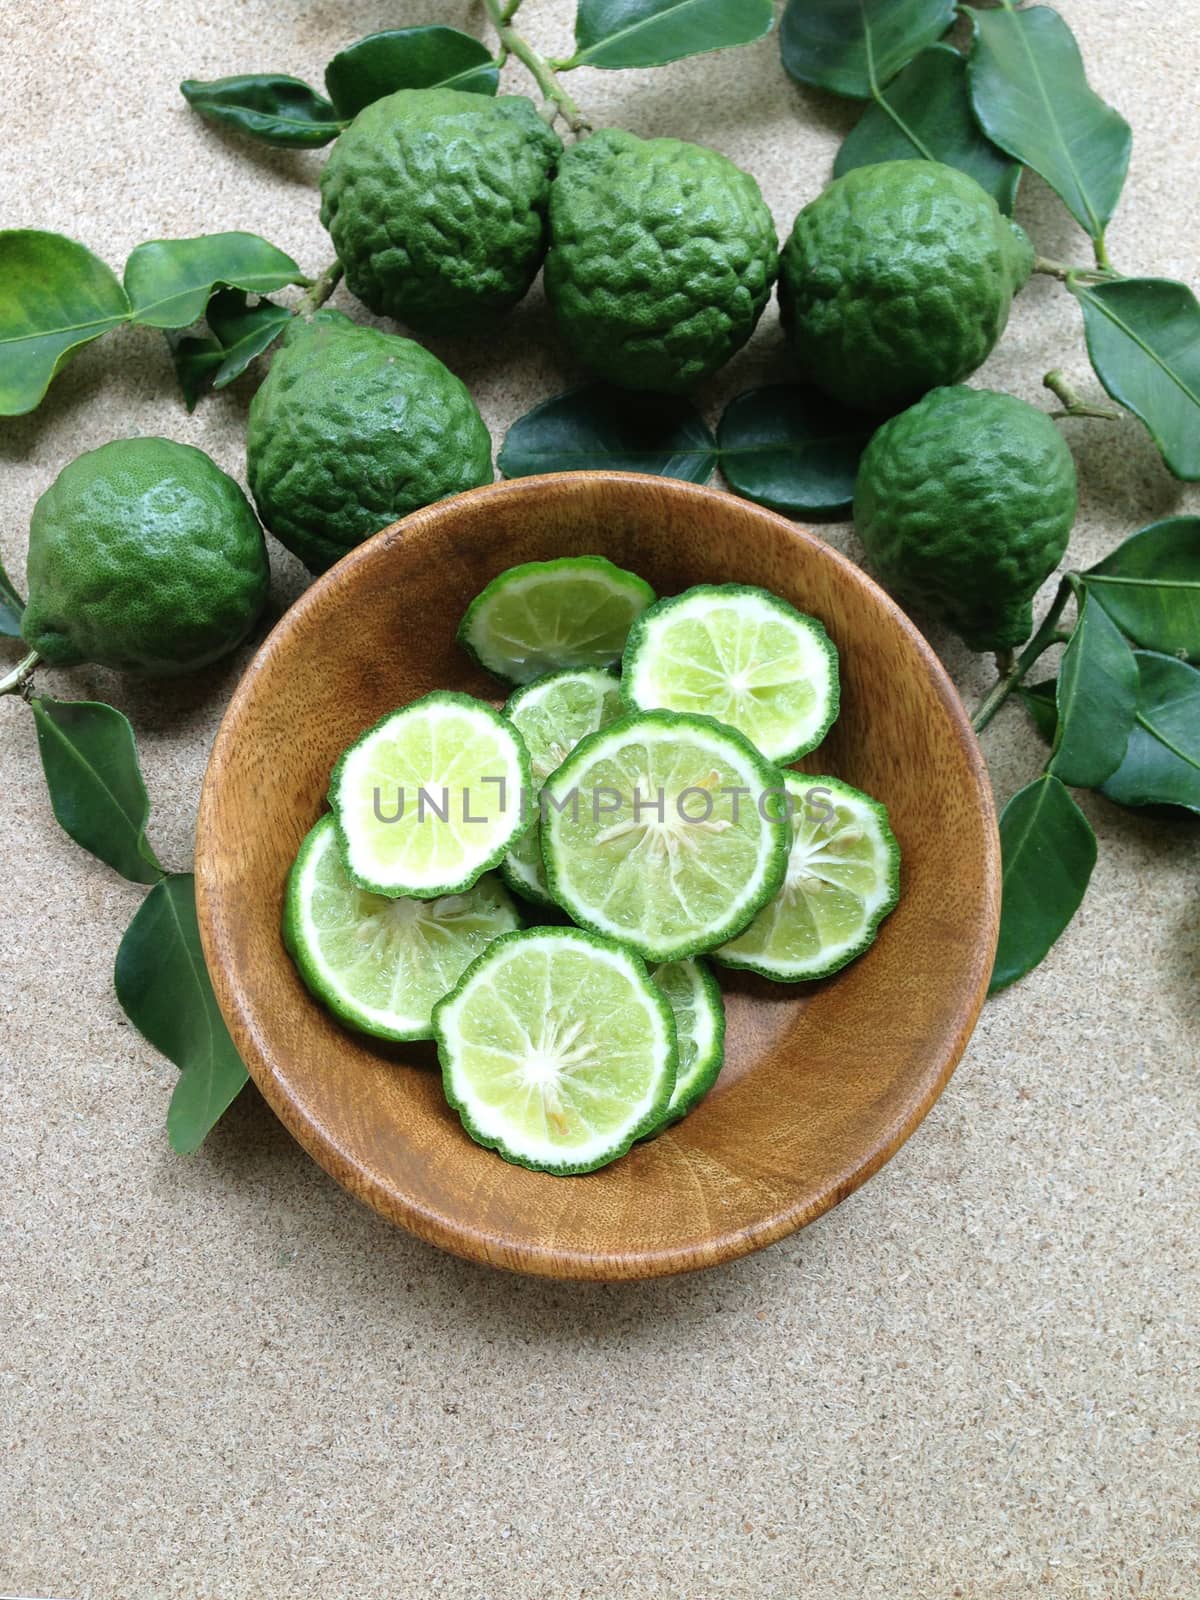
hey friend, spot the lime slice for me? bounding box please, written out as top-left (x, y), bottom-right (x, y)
top-left (435, 926), bottom-right (677, 1173)
top-left (716, 773), bottom-right (900, 980)
top-left (329, 690), bottom-right (531, 898)
top-left (622, 584), bottom-right (839, 763)
top-left (284, 815), bottom-right (522, 1040)
top-left (458, 556), bottom-right (655, 685)
top-left (652, 958), bottom-right (726, 1121)
top-left (501, 667), bottom-right (624, 907)
top-left (540, 709), bottom-right (790, 962)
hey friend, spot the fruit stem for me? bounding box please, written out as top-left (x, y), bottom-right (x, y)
top-left (1043, 368), bottom-right (1121, 422)
top-left (297, 259), bottom-right (343, 317)
top-left (482, 0), bottom-right (591, 135)
top-left (0, 649), bottom-right (40, 698)
top-left (971, 578), bottom-right (1074, 734)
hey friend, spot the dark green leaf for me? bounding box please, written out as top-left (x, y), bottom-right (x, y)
top-left (115, 874), bottom-right (248, 1152)
top-left (181, 74), bottom-right (341, 148)
top-left (966, 5), bottom-right (1130, 244)
top-left (206, 290), bottom-right (293, 388)
top-left (1084, 517), bottom-right (1200, 662)
top-left (1074, 279), bottom-right (1200, 481)
top-left (30, 698), bottom-right (163, 884)
top-left (1047, 587), bottom-right (1137, 788)
top-left (325, 27), bottom-right (498, 117)
top-left (990, 774), bottom-right (1097, 994)
top-left (780, 0), bottom-right (954, 99)
top-left (1019, 679), bottom-right (1058, 745)
top-left (834, 44), bottom-right (1020, 214)
top-left (0, 554), bottom-right (24, 637)
top-left (124, 233), bottom-right (307, 330)
top-left (716, 385), bottom-right (872, 518)
top-left (1101, 652), bottom-right (1200, 815)
top-left (0, 230), bottom-right (131, 415)
top-left (499, 385), bottom-right (717, 483)
top-left (572, 0), bottom-right (774, 70)
top-left (166, 332), bottom-right (224, 412)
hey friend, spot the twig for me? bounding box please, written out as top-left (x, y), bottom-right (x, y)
top-left (0, 649), bottom-right (40, 698)
top-left (297, 260), bottom-right (343, 317)
top-left (482, 0), bottom-right (591, 135)
top-left (1044, 368), bottom-right (1121, 422)
top-left (972, 579), bottom-right (1074, 733)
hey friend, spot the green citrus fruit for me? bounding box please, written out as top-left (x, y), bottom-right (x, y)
top-left (778, 161), bottom-right (1034, 412)
top-left (21, 437), bottom-right (268, 675)
top-left (853, 386), bottom-right (1078, 652)
top-left (245, 309), bottom-right (493, 574)
top-left (544, 128), bottom-right (778, 393)
top-left (319, 89), bottom-right (562, 333)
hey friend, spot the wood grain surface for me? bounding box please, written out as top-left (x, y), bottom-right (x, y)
top-left (195, 472), bottom-right (1000, 1279)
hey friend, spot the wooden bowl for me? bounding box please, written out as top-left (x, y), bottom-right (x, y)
top-left (196, 473), bottom-right (999, 1280)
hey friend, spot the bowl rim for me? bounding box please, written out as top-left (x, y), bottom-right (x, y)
top-left (196, 471), bottom-right (999, 1279)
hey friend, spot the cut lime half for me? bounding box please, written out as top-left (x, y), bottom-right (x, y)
top-left (458, 556), bottom-right (655, 685)
top-left (622, 584), bottom-right (840, 763)
top-left (652, 958), bottom-right (726, 1122)
top-left (715, 773), bottom-right (900, 981)
top-left (329, 691), bottom-right (531, 898)
top-left (284, 815), bottom-right (522, 1040)
top-left (540, 709), bottom-right (790, 963)
top-left (501, 667), bottom-right (624, 908)
top-left (435, 926), bottom-right (678, 1174)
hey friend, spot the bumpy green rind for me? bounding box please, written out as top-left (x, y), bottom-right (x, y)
top-left (328, 689), bottom-right (533, 900)
top-left (853, 386), bottom-right (1078, 652)
top-left (283, 814), bottom-right (523, 1042)
top-left (545, 128), bottom-right (779, 393)
top-left (652, 957), bottom-right (726, 1124)
top-left (245, 309), bottom-right (493, 574)
top-left (320, 89), bottom-right (562, 333)
top-left (21, 436), bottom-right (268, 675)
top-left (620, 582), bottom-right (841, 764)
top-left (434, 925), bottom-right (679, 1175)
top-left (778, 161), bottom-right (1034, 413)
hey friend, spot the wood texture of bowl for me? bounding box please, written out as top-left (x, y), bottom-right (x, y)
top-left (195, 473), bottom-right (999, 1280)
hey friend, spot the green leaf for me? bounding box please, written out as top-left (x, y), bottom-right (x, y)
top-left (716, 385), bottom-right (872, 519)
top-left (780, 0), bottom-right (955, 99)
top-left (1046, 587), bottom-right (1138, 788)
top-left (0, 230), bottom-right (131, 416)
top-left (1019, 679), bottom-right (1058, 745)
top-left (115, 874), bottom-right (248, 1153)
top-left (165, 332), bottom-right (224, 413)
top-left (124, 233), bottom-right (307, 330)
top-left (30, 698), bottom-right (163, 885)
top-left (1100, 652), bottom-right (1200, 815)
top-left (1083, 517), bottom-right (1200, 662)
top-left (834, 44), bottom-right (1020, 214)
top-left (990, 774), bottom-right (1097, 994)
top-left (325, 27), bottom-right (498, 118)
top-left (499, 385), bottom-right (717, 483)
top-left (206, 290), bottom-right (293, 387)
top-left (0, 553), bottom-right (24, 637)
top-left (1074, 278), bottom-right (1200, 481)
top-left (571, 0), bottom-right (774, 70)
top-left (966, 5), bottom-right (1130, 245)
top-left (180, 75), bottom-right (341, 148)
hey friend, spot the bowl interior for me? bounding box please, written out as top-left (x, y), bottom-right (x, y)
top-left (196, 473), bottom-right (999, 1279)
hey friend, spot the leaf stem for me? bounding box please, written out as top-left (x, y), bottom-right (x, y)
top-left (972, 578), bottom-right (1074, 734)
top-left (296, 259), bottom-right (343, 316)
top-left (0, 649), bottom-right (40, 698)
top-left (1043, 368), bottom-right (1121, 421)
top-left (482, 0), bottom-right (591, 134)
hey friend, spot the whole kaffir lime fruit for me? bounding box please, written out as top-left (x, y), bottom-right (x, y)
top-left (854, 386), bottom-right (1078, 652)
top-left (245, 310), bottom-right (493, 574)
top-left (544, 128), bottom-right (778, 393)
top-left (319, 88), bottom-right (562, 333)
top-left (779, 160), bottom-right (1034, 412)
top-left (21, 437), bottom-right (268, 675)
